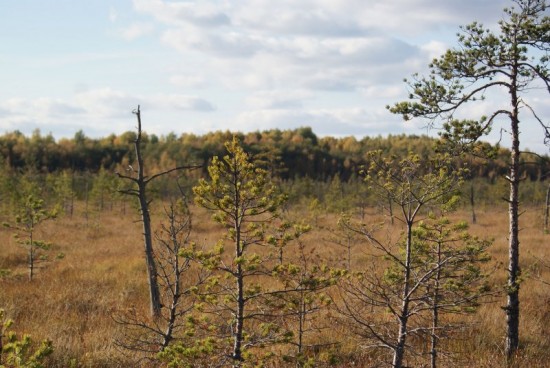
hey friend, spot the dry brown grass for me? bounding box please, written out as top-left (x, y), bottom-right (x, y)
top-left (1, 201), bottom-right (550, 367)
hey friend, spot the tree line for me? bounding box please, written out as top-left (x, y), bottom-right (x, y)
top-left (1, 126), bottom-right (549, 184)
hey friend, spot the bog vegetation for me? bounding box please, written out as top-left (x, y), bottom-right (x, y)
top-left (1, 125), bottom-right (550, 367)
top-left (1, 1), bottom-right (550, 367)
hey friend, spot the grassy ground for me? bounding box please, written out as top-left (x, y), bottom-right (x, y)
top-left (1, 201), bottom-right (549, 367)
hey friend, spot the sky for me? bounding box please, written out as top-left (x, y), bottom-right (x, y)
top-left (1, 0), bottom-right (549, 153)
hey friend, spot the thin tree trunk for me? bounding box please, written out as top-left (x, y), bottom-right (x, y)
top-left (298, 294), bottom-right (305, 356)
top-left (505, 82), bottom-right (520, 359)
top-left (138, 183), bottom-right (162, 318)
top-left (116, 106), bottom-right (200, 318)
top-left (28, 228), bottom-right (34, 282)
top-left (233, 182), bottom-right (244, 366)
top-left (388, 194), bottom-right (394, 225)
top-left (84, 179), bottom-right (89, 225)
top-left (233, 264), bottom-right (245, 366)
top-left (134, 108), bottom-right (162, 318)
top-left (70, 172), bottom-right (75, 217)
top-left (347, 236), bottom-right (352, 271)
top-left (544, 183), bottom-right (550, 233)
top-left (392, 221), bottom-right (413, 368)
top-left (161, 248), bottom-right (180, 350)
top-left (430, 239), bottom-right (442, 368)
top-left (470, 182), bottom-right (477, 224)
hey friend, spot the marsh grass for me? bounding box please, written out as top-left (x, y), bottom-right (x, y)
top-left (1, 201), bottom-right (550, 366)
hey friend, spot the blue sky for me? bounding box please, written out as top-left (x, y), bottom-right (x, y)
top-left (2, 0), bottom-right (549, 153)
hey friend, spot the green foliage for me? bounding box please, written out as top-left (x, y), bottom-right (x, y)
top-left (45, 171), bottom-right (75, 216)
top-left (89, 167), bottom-right (119, 213)
top-left (0, 309), bottom-right (53, 368)
top-left (324, 175), bottom-right (352, 213)
top-left (339, 149), bottom-right (469, 366)
top-left (363, 151), bottom-right (463, 219)
top-left (157, 337), bottom-right (217, 368)
top-left (388, 0), bottom-right (550, 171)
top-left (271, 239), bottom-right (343, 364)
top-left (1, 128), bottom-right (547, 193)
top-left (194, 136), bottom-right (286, 246)
top-left (192, 136), bottom-right (289, 364)
top-left (4, 194), bottom-right (57, 280)
top-left (413, 214), bottom-right (492, 303)
top-left (0, 269), bottom-right (11, 278)
top-left (389, 1), bottom-right (550, 357)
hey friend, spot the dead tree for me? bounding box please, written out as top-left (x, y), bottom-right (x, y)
top-left (545, 183), bottom-right (550, 233)
top-left (116, 105), bottom-right (201, 317)
top-left (114, 199), bottom-right (209, 362)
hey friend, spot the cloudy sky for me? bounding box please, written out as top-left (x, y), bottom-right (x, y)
top-left (2, 0), bottom-right (549, 152)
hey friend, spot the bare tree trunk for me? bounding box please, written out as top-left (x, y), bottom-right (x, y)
top-left (70, 172), bottom-right (75, 218)
top-left (138, 181), bottom-right (162, 318)
top-left (113, 201), bottom-right (201, 357)
top-left (28, 229), bottom-right (34, 282)
top-left (347, 236), bottom-right (352, 271)
top-left (388, 193), bottom-right (394, 225)
top-left (505, 89), bottom-right (520, 359)
top-left (470, 182), bottom-right (476, 225)
top-left (134, 109), bottom-right (162, 318)
top-left (161, 271), bottom-right (179, 349)
top-left (116, 106), bottom-right (200, 318)
top-left (544, 183), bottom-right (550, 233)
top-left (160, 209), bottom-right (185, 349)
top-left (84, 179), bottom-right (89, 226)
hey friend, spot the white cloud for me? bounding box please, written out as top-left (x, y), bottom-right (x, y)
top-left (359, 86), bottom-right (404, 100)
top-left (119, 22), bottom-right (155, 40)
top-left (160, 28), bottom-right (262, 58)
top-left (169, 74), bottom-right (207, 88)
top-left (0, 88), bottom-right (215, 137)
top-left (149, 94), bottom-right (215, 111)
top-left (245, 90), bottom-right (311, 110)
top-left (420, 41), bottom-right (449, 60)
top-left (109, 6), bottom-right (118, 23)
top-left (133, 0), bottom-right (230, 27)
top-left (235, 106), bottom-right (403, 137)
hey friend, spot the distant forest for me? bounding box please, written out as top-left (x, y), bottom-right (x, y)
top-left (2, 127), bottom-right (550, 183)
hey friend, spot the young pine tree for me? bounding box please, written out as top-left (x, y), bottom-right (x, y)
top-left (192, 136), bottom-right (287, 366)
top-left (337, 151), bottom-right (463, 368)
top-left (4, 194), bottom-right (57, 281)
top-left (412, 215), bottom-right (492, 368)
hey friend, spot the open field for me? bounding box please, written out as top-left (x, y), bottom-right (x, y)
top-left (1, 201), bottom-right (550, 367)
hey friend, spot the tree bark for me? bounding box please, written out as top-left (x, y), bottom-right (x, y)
top-left (233, 262), bottom-right (244, 366)
top-left (117, 106), bottom-right (201, 318)
top-left (470, 182), bottom-right (477, 225)
top-left (138, 181), bottom-right (162, 318)
top-left (505, 79), bottom-right (520, 359)
top-left (28, 225), bottom-right (34, 282)
top-left (392, 221), bottom-right (413, 368)
top-left (544, 184), bottom-right (550, 233)
top-left (232, 179), bottom-right (244, 366)
top-left (430, 239), bottom-right (442, 368)
top-left (134, 108), bottom-right (162, 318)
